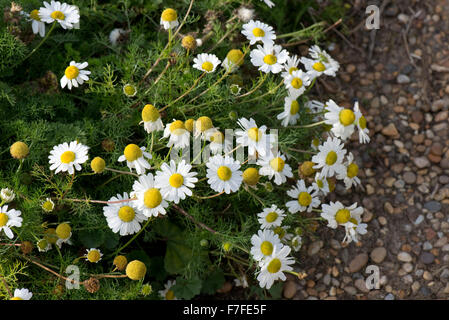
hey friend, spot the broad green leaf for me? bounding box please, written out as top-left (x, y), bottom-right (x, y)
top-left (78, 229), bottom-right (105, 248)
top-left (172, 276), bottom-right (202, 300)
top-left (164, 240), bottom-right (192, 274)
top-left (201, 269), bottom-right (225, 295)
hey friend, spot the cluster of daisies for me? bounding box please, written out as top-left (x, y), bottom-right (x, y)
top-left (3, 3), bottom-right (374, 297)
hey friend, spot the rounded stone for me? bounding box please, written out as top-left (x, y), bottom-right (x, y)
top-left (370, 247), bottom-right (387, 264)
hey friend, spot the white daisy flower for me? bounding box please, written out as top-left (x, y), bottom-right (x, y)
top-left (291, 235), bottom-right (302, 252)
top-left (0, 205), bottom-right (22, 239)
top-left (123, 84), bottom-right (137, 97)
top-left (312, 173), bottom-right (331, 196)
top-left (26, 9), bottom-right (46, 37)
top-left (41, 198), bottom-right (55, 212)
top-left (281, 54), bottom-right (301, 78)
top-left (193, 53), bottom-right (221, 73)
top-left (257, 205), bottom-right (286, 229)
top-left (0, 188), bottom-right (15, 203)
top-left (160, 8), bottom-right (179, 30)
top-left (250, 229), bottom-right (283, 262)
top-left (206, 155), bottom-right (243, 194)
top-left (323, 99), bottom-right (356, 141)
top-left (11, 288), bottom-right (32, 300)
top-left (154, 160), bottom-right (198, 204)
top-left (131, 173), bottom-right (169, 218)
top-left (222, 49), bottom-right (245, 73)
top-left (162, 120), bottom-right (190, 149)
top-left (241, 20), bottom-right (276, 46)
top-left (272, 226), bottom-right (294, 242)
top-left (310, 137), bottom-right (320, 151)
top-left (257, 245), bottom-right (294, 290)
top-left (342, 215), bottom-right (368, 244)
top-left (48, 141), bottom-right (89, 175)
top-left (321, 201), bottom-right (364, 229)
top-left (284, 69), bottom-right (311, 98)
top-left (60, 61), bottom-right (90, 90)
top-left (141, 104), bottom-right (164, 133)
top-left (277, 95), bottom-right (300, 127)
top-left (235, 117), bottom-right (271, 157)
top-left (85, 248), bottom-right (103, 263)
top-left (205, 129), bottom-right (228, 155)
top-left (193, 116), bottom-right (214, 140)
top-left (285, 180), bottom-right (320, 213)
top-left (257, 151), bottom-right (293, 185)
top-left (55, 223), bottom-right (72, 249)
top-left (37, 239), bottom-right (52, 252)
top-left (103, 192), bottom-right (147, 236)
top-left (250, 44), bottom-right (289, 74)
top-left (336, 152), bottom-right (361, 189)
top-left (159, 279), bottom-right (177, 300)
top-left (305, 100), bottom-right (325, 121)
top-left (261, 0), bottom-right (275, 7)
top-left (354, 101), bottom-right (370, 144)
top-left (300, 45), bottom-right (339, 80)
top-left (39, 1), bottom-right (80, 29)
top-left (311, 136), bottom-right (347, 179)
top-left (118, 144), bottom-right (152, 175)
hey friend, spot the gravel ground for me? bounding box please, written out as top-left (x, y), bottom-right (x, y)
top-left (281, 0), bottom-right (449, 300)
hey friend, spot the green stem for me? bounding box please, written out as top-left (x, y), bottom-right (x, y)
top-left (22, 22), bottom-right (57, 62)
top-left (111, 218), bottom-right (152, 257)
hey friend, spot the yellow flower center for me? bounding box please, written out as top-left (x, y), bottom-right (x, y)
top-left (44, 228), bottom-right (58, 244)
top-left (60, 151), bottom-right (75, 164)
top-left (252, 27), bottom-right (265, 37)
top-left (10, 141), bottom-right (29, 159)
top-left (242, 167), bottom-right (260, 185)
top-left (55, 223), bottom-right (71, 239)
top-left (289, 66), bottom-right (298, 74)
top-left (267, 258), bottom-right (281, 274)
top-left (91, 157), bottom-right (106, 173)
top-left (124, 84), bottom-right (136, 96)
top-left (210, 131), bottom-right (224, 143)
top-left (182, 35), bottom-right (196, 50)
top-left (300, 161), bottom-right (315, 177)
top-left (202, 61), bottom-right (214, 72)
top-left (298, 192), bottom-right (312, 207)
top-left (42, 200), bottom-right (54, 212)
top-left (260, 241), bottom-right (273, 256)
top-left (273, 226), bottom-right (285, 239)
top-left (124, 144), bottom-right (142, 162)
top-left (312, 138), bottom-right (320, 147)
top-left (290, 77), bottom-right (303, 89)
top-left (316, 179), bottom-right (324, 189)
top-left (335, 209), bottom-right (351, 224)
top-left (217, 166), bottom-right (232, 181)
top-left (347, 163), bottom-right (359, 178)
top-left (359, 116), bottom-right (367, 129)
top-left (184, 119), bottom-right (194, 132)
top-left (325, 151), bottom-right (337, 166)
top-left (37, 239), bottom-right (49, 250)
top-left (161, 8), bottom-right (177, 22)
top-left (195, 116), bottom-right (213, 133)
top-left (247, 127), bottom-right (262, 142)
top-left (165, 289), bottom-right (175, 300)
top-left (290, 100), bottom-right (300, 115)
top-left (263, 54), bottom-right (277, 65)
top-left (227, 49), bottom-right (244, 66)
top-left (265, 211), bottom-right (278, 223)
top-left (51, 10), bottom-right (65, 20)
top-left (312, 62), bottom-right (326, 72)
top-left (87, 250), bottom-right (101, 263)
top-left (269, 157), bottom-right (285, 172)
top-left (169, 173), bottom-right (184, 188)
top-left (0, 213), bottom-right (9, 227)
top-left (339, 109), bottom-right (356, 126)
top-left (118, 206), bottom-right (135, 222)
top-left (142, 104), bottom-right (160, 122)
top-left (143, 188), bottom-right (162, 208)
top-left (169, 120), bottom-right (186, 135)
top-left (30, 9), bottom-right (40, 21)
top-left (10, 297), bottom-right (23, 300)
top-left (64, 66), bottom-right (79, 80)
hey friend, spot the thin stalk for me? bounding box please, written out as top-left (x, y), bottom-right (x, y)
top-left (22, 22), bottom-right (57, 62)
top-left (104, 167), bottom-right (140, 177)
top-left (111, 218), bottom-right (152, 257)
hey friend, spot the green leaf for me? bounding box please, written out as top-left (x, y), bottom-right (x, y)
top-left (153, 219), bottom-right (183, 241)
top-left (201, 269), bottom-right (225, 295)
top-left (78, 229), bottom-right (105, 248)
top-left (148, 256), bottom-right (167, 282)
top-left (164, 240), bottom-right (192, 274)
top-left (103, 230), bottom-right (120, 251)
top-left (268, 282), bottom-right (284, 299)
top-left (172, 276), bottom-right (202, 300)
